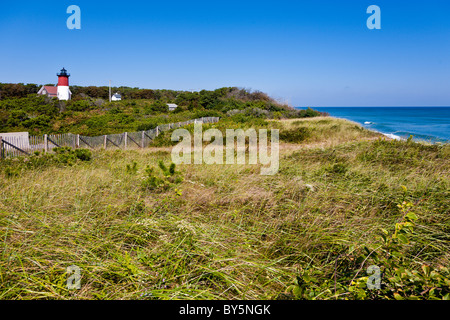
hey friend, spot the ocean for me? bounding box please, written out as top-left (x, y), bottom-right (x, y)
top-left (298, 107), bottom-right (450, 144)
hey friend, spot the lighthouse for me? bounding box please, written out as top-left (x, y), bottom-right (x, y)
top-left (56, 68), bottom-right (72, 101)
top-left (37, 67), bottom-right (73, 100)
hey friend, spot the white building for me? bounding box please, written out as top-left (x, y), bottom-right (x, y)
top-left (37, 86), bottom-right (58, 98)
top-left (167, 103), bottom-right (178, 111)
top-left (111, 93), bottom-right (122, 101)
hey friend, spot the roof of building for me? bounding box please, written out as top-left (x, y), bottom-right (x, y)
top-left (43, 86), bottom-right (58, 96)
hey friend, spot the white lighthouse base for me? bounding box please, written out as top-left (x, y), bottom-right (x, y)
top-left (57, 86), bottom-right (72, 101)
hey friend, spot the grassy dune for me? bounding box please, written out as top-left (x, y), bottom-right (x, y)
top-left (0, 118), bottom-right (449, 299)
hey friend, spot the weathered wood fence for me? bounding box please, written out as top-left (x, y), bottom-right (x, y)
top-left (0, 117), bottom-right (219, 159)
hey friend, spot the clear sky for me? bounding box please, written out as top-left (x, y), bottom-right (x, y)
top-left (1, 0), bottom-right (449, 106)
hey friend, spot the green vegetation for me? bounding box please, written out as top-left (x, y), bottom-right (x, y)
top-left (288, 201), bottom-right (450, 300)
top-left (141, 161), bottom-right (183, 191)
top-left (0, 117), bottom-right (448, 300)
top-left (0, 84), bottom-right (324, 136)
top-left (0, 147), bottom-right (92, 171)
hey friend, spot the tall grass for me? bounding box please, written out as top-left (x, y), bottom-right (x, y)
top-left (0, 118), bottom-right (448, 299)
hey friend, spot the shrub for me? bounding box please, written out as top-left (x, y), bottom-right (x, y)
top-left (0, 147), bottom-right (93, 175)
top-left (74, 148), bottom-right (92, 161)
top-left (6, 110), bottom-right (28, 127)
top-left (326, 162), bottom-right (348, 175)
top-left (53, 147), bottom-right (92, 164)
top-left (142, 166), bottom-right (166, 191)
top-left (142, 161), bottom-right (183, 191)
top-left (295, 107), bottom-right (323, 118)
top-left (149, 101), bottom-right (168, 113)
top-left (108, 107), bottom-right (123, 114)
top-left (137, 121), bottom-right (159, 131)
top-left (286, 201), bottom-right (450, 300)
top-left (279, 127), bottom-right (311, 143)
top-left (126, 161), bottom-right (138, 174)
top-left (193, 109), bottom-right (222, 119)
top-left (22, 115), bottom-right (52, 130)
top-left (66, 100), bottom-right (92, 112)
top-left (4, 167), bottom-right (20, 178)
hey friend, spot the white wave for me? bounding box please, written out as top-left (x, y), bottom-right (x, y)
top-left (364, 121), bottom-right (372, 125)
top-left (382, 133), bottom-right (403, 140)
top-left (366, 127), bottom-right (405, 141)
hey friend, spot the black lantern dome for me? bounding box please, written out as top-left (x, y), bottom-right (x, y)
top-left (57, 68), bottom-right (70, 77)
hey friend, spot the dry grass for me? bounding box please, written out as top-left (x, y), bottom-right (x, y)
top-left (0, 117), bottom-right (448, 299)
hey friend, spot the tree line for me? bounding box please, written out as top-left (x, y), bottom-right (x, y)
top-left (0, 83), bottom-right (326, 135)
top-left (1, 83), bottom-right (281, 103)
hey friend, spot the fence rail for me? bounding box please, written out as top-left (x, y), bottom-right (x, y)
top-left (0, 117), bottom-right (219, 159)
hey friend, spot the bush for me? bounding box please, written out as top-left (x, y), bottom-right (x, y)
top-left (53, 147), bottom-right (92, 164)
top-left (66, 100), bottom-right (92, 112)
top-left (192, 109), bottom-right (222, 119)
top-left (126, 161), bottom-right (138, 174)
top-left (295, 107), bottom-right (322, 118)
top-left (108, 107), bottom-right (123, 114)
top-left (326, 162), bottom-right (349, 175)
top-left (286, 201), bottom-right (450, 300)
top-left (74, 148), bottom-right (92, 161)
top-left (142, 166), bottom-right (166, 191)
top-left (0, 147), bottom-right (93, 176)
top-left (22, 115), bottom-right (52, 130)
top-left (149, 101), bottom-right (168, 113)
top-left (229, 113), bottom-right (268, 126)
top-left (279, 127), bottom-right (311, 143)
top-left (142, 161), bottom-right (183, 192)
top-left (6, 110), bottom-right (28, 127)
top-left (137, 120), bottom-right (159, 131)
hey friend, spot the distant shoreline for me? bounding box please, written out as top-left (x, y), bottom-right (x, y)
top-left (328, 115), bottom-right (450, 144)
top-left (324, 115), bottom-right (402, 141)
top-left (303, 107), bottom-right (450, 144)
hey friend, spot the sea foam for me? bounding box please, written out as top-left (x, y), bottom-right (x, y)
top-left (382, 133), bottom-right (403, 140)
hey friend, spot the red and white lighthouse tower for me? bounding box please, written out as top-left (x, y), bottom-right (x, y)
top-left (57, 68), bottom-right (72, 101)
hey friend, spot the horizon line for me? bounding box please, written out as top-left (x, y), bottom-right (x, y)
top-left (296, 106), bottom-right (450, 108)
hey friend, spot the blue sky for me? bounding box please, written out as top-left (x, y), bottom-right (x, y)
top-left (0, 0), bottom-right (449, 106)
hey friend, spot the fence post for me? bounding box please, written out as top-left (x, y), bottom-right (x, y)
top-left (0, 136), bottom-right (3, 159)
top-left (104, 135), bottom-right (107, 150)
top-left (76, 134), bottom-right (80, 149)
top-left (156, 126), bottom-right (159, 137)
top-left (141, 131), bottom-right (145, 148)
top-left (124, 132), bottom-right (128, 150)
top-left (44, 134), bottom-right (48, 153)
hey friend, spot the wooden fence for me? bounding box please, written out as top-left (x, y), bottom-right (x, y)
top-left (0, 117), bottom-right (219, 159)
